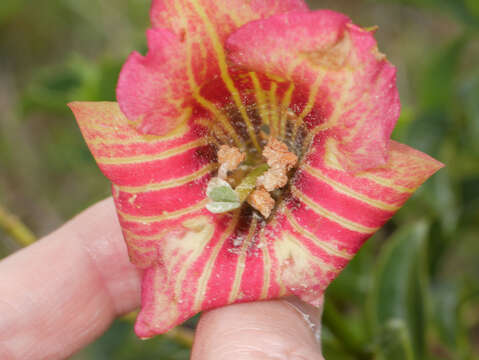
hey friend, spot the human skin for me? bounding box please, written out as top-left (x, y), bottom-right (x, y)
top-left (0, 198), bottom-right (323, 360)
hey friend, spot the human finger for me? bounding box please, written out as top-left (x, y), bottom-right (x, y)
top-left (0, 198), bottom-right (141, 360)
top-left (191, 297), bottom-right (324, 360)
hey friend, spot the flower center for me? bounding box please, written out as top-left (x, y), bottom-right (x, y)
top-left (206, 136), bottom-right (298, 218)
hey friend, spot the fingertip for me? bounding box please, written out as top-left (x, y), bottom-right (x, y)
top-left (192, 299), bottom-right (324, 360)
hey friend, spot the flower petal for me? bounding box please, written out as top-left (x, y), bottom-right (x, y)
top-left (226, 10), bottom-right (400, 172)
top-left (151, 0), bottom-right (308, 48)
top-left (69, 102), bottom-right (442, 338)
top-left (117, 0), bottom-right (307, 136)
top-left (273, 138), bottom-right (444, 305)
top-left (116, 28), bottom-right (190, 135)
top-left (68, 101), bottom-right (216, 268)
top-left (132, 139), bottom-right (442, 337)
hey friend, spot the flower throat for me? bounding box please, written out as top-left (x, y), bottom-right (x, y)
top-left (206, 136), bottom-right (298, 219)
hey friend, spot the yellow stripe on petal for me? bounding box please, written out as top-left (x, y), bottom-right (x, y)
top-left (182, 23), bottom-right (244, 148)
top-left (175, 0), bottom-right (244, 149)
top-left (302, 74), bottom-right (355, 153)
top-left (280, 83), bottom-right (295, 139)
top-left (189, 0), bottom-right (261, 152)
top-left (301, 164), bottom-right (401, 211)
top-left (249, 72), bottom-right (269, 126)
top-left (322, 138), bottom-right (418, 194)
top-left (259, 229), bottom-right (272, 300)
top-left (228, 217), bottom-right (258, 303)
top-left (87, 123), bottom-right (190, 146)
top-left (293, 74), bottom-right (324, 138)
top-left (284, 207), bottom-right (351, 259)
top-left (124, 228), bottom-right (168, 242)
top-left (118, 199), bottom-right (209, 223)
top-left (268, 82), bottom-right (279, 137)
top-left (172, 216), bottom-right (216, 301)
top-left (96, 138), bottom-right (209, 165)
top-left (290, 186), bottom-right (379, 234)
top-left (280, 231), bottom-right (332, 270)
top-left (193, 212), bottom-right (240, 312)
top-left (117, 163), bottom-right (217, 193)
top-left (358, 173), bottom-right (417, 194)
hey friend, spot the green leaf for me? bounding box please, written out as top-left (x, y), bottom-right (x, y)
top-left (405, 36), bottom-right (467, 156)
top-left (431, 284), bottom-right (461, 349)
top-left (460, 71), bottom-right (479, 155)
top-left (368, 222), bottom-right (430, 359)
top-left (0, 0), bottom-right (26, 24)
top-left (376, 319), bottom-right (414, 360)
top-left (419, 36), bottom-right (467, 111)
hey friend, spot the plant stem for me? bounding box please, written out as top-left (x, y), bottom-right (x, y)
top-left (0, 204), bottom-right (36, 247)
top-left (322, 299), bottom-right (373, 360)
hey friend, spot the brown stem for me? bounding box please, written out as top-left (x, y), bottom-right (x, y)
top-left (0, 204), bottom-right (36, 247)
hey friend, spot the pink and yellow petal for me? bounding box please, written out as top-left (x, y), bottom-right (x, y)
top-left (70, 3), bottom-right (445, 339)
top-left (122, 0), bottom-right (307, 137)
top-left (150, 0), bottom-right (308, 50)
top-left (116, 28), bottom-right (190, 135)
top-left (226, 10), bottom-right (400, 171)
top-left (68, 101), bottom-right (216, 266)
top-left (265, 138), bottom-right (443, 306)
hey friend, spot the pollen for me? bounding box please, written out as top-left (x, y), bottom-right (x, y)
top-left (256, 137), bottom-right (298, 192)
top-left (251, 137), bottom-right (298, 217)
top-left (217, 145), bottom-right (246, 180)
top-left (247, 189), bottom-right (275, 218)
top-left (256, 167), bottom-right (288, 192)
top-left (262, 137), bottom-right (298, 171)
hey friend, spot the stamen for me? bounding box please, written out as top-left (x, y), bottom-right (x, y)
top-left (217, 145), bottom-right (246, 180)
top-left (256, 137), bottom-right (298, 192)
top-left (247, 189), bottom-right (275, 218)
top-left (262, 137), bottom-right (298, 171)
top-left (206, 138), bottom-right (298, 218)
top-left (257, 167), bottom-right (288, 192)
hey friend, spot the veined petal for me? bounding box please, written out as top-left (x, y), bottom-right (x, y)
top-left (123, 137), bottom-right (443, 337)
top-left (226, 10), bottom-right (400, 172)
top-left (116, 28), bottom-right (190, 135)
top-left (118, 0), bottom-right (307, 137)
top-left (71, 5), bottom-right (444, 339)
top-left (69, 101), bottom-right (216, 268)
top-left (268, 138), bottom-right (443, 305)
top-left (151, 0), bottom-right (308, 62)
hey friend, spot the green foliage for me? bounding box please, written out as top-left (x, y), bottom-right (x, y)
top-left (369, 222), bottom-right (429, 358)
top-left (376, 319), bottom-right (414, 360)
top-left (1, 0), bottom-right (478, 359)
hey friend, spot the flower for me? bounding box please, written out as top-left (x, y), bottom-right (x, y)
top-left (69, 0), bottom-right (443, 338)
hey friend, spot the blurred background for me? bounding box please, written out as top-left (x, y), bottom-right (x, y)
top-left (1, 0), bottom-right (478, 359)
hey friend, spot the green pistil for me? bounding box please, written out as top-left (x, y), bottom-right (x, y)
top-left (235, 163), bottom-right (269, 202)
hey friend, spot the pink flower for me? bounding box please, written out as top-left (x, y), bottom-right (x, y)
top-left (69, 0), bottom-right (443, 338)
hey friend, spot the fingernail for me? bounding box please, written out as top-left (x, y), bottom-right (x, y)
top-left (283, 296), bottom-right (324, 343)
